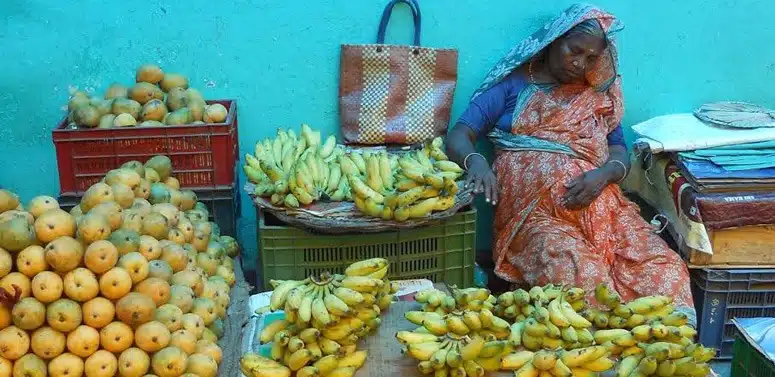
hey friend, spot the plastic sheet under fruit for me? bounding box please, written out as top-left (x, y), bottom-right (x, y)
top-left (735, 317), bottom-right (775, 362)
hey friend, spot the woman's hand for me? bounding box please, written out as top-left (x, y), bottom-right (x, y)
top-left (563, 168), bottom-right (609, 209)
top-left (464, 156), bottom-right (498, 205)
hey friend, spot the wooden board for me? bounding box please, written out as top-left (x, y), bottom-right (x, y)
top-left (357, 301), bottom-right (511, 377)
top-left (217, 258), bottom-right (252, 377)
top-left (686, 225), bottom-right (775, 268)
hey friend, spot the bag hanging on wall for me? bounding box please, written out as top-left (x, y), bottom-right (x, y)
top-left (339, 0), bottom-right (458, 146)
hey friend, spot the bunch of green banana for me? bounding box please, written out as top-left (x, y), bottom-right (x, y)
top-left (614, 342), bottom-right (715, 377)
top-left (404, 306), bottom-right (512, 342)
top-left (494, 284), bottom-right (586, 323)
top-left (244, 124), bottom-right (352, 207)
top-left (502, 346), bottom-right (614, 377)
top-left (509, 288), bottom-right (594, 352)
top-left (397, 331), bottom-right (511, 377)
top-left (414, 287), bottom-right (496, 315)
top-left (586, 284), bottom-right (687, 331)
top-left (346, 137), bottom-right (464, 221)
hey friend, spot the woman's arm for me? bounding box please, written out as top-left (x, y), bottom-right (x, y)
top-left (599, 125), bottom-right (630, 183)
top-left (600, 144), bottom-right (630, 184)
top-left (446, 124), bottom-right (498, 204)
top-left (563, 125), bottom-right (630, 209)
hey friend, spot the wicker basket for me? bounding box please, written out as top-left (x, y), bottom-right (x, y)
top-left (245, 182), bottom-right (474, 234)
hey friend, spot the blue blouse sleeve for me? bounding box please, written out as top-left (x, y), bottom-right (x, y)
top-left (457, 82), bottom-right (508, 136)
top-left (607, 124), bottom-right (625, 147)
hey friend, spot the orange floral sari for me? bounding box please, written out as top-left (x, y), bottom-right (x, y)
top-left (478, 4), bottom-right (694, 318)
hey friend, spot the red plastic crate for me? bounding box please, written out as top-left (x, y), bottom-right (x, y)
top-left (53, 99), bottom-right (238, 195)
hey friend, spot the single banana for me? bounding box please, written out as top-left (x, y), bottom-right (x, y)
top-left (616, 355), bottom-right (643, 377)
top-left (532, 350), bottom-right (558, 371)
top-left (463, 360), bottom-right (485, 377)
top-left (459, 335), bottom-right (485, 361)
top-left (259, 319), bottom-right (289, 344)
top-left (582, 356), bottom-right (615, 372)
top-left (446, 315), bottom-right (471, 336)
top-left (322, 285), bottom-right (352, 317)
top-left (593, 329), bottom-right (630, 344)
top-left (337, 350), bottom-right (368, 369)
top-left (560, 346), bottom-right (607, 368)
top-left (349, 176), bottom-right (385, 203)
top-left (406, 341), bottom-right (445, 361)
top-left (551, 359), bottom-right (573, 377)
top-left (270, 280), bottom-right (306, 311)
top-left (434, 160), bottom-right (463, 173)
top-left (479, 340), bottom-right (507, 358)
top-left (287, 349), bottom-right (314, 371)
top-left (318, 337), bottom-right (343, 356)
top-left (559, 300), bottom-right (592, 328)
top-left (333, 287), bottom-right (365, 307)
top-left (502, 350), bottom-right (535, 370)
top-left (548, 298), bottom-right (571, 328)
top-left (513, 361), bottom-right (540, 377)
top-left (395, 331), bottom-right (441, 345)
top-left (625, 295), bottom-right (672, 315)
top-left (345, 258), bottom-right (388, 277)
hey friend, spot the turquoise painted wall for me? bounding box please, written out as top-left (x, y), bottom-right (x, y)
top-left (2, 0), bottom-right (774, 282)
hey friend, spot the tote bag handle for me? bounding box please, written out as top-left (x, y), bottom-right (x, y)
top-left (375, 0), bottom-right (422, 46)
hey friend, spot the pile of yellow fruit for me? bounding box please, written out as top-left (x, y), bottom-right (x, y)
top-left (398, 284), bottom-right (715, 377)
top-left (0, 154), bottom-right (239, 377)
top-left (348, 138), bottom-right (463, 221)
top-left (241, 258), bottom-right (397, 377)
top-left (66, 64), bottom-right (229, 129)
top-left (243, 124), bottom-right (464, 221)
top-left (244, 124), bottom-right (350, 207)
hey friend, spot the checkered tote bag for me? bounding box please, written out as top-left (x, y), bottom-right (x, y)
top-left (339, 0), bottom-right (458, 145)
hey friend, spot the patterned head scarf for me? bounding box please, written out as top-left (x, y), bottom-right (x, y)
top-left (472, 3), bottom-right (623, 100)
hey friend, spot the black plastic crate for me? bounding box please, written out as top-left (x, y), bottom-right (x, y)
top-left (58, 183), bottom-right (240, 237)
top-left (691, 268), bottom-right (775, 360)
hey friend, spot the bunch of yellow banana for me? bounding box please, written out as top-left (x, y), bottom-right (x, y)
top-left (267, 259), bottom-right (397, 329)
top-left (244, 124), bottom-right (353, 207)
top-left (397, 331), bottom-right (512, 377)
top-left (241, 348), bottom-right (368, 377)
top-left (584, 284), bottom-right (687, 331)
top-left (614, 343), bottom-right (715, 377)
top-left (502, 346), bottom-right (614, 377)
top-left (346, 137), bottom-right (464, 221)
top-left (494, 284), bottom-right (586, 323)
top-left (414, 287), bottom-right (496, 315)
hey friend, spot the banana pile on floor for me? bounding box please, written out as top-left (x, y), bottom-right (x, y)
top-left (398, 284), bottom-right (715, 377)
top-left (346, 138), bottom-right (464, 221)
top-left (244, 124), bottom-right (352, 207)
top-left (240, 258), bottom-right (396, 377)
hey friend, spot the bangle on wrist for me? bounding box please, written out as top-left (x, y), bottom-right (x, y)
top-left (463, 153), bottom-right (486, 170)
top-left (606, 159), bottom-right (628, 183)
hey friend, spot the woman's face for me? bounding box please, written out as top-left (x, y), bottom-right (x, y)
top-left (546, 32), bottom-right (606, 84)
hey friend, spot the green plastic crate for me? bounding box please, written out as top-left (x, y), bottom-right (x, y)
top-left (257, 208), bottom-right (477, 290)
top-left (732, 319), bottom-right (775, 377)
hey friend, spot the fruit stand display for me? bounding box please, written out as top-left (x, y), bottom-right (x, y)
top-left (243, 273), bottom-right (716, 377)
top-left (0, 154), bottom-right (248, 377)
top-left (243, 124), bottom-right (473, 233)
